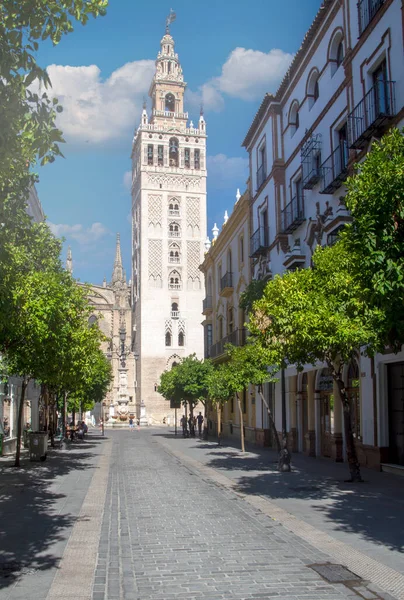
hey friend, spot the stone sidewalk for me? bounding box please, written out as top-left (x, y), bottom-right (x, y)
top-left (0, 433), bottom-right (109, 600)
top-left (153, 429), bottom-right (404, 598)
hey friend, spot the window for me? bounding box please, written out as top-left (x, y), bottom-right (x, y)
top-left (169, 271), bottom-right (181, 290)
top-left (227, 249), bottom-right (232, 274)
top-left (242, 389), bottom-right (247, 413)
top-left (218, 316), bottom-right (223, 340)
top-left (194, 148), bottom-right (200, 169)
top-left (373, 60), bottom-right (389, 115)
top-left (165, 93), bottom-right (175, 112)
top-left (171, 302), bottom-right (179, 318)
top-left (184, 148), bottom-right (190, 168)
top-left (217, 264), bottom-right (222, 289)
top-left (240, 237), bottom-right (244, 264)
top-left (336, 41), bottom-right (344, 68)
top-left (88, 315), bottom-right (97, 326)
top-left (228, 307), bottom-right (234, 333)
top-left (158, 145), bottom-right (164, 166)
top-left (257, 142), bottom-right (266, 188)
top-left (178, 331), bottom-right (185, 346)
top-left (169, 222), bottom-right (180, 237)
top-left (206, 324), bottom-right (212, 349)
top-left (169, 200), bottom-right (180, 216)
top-left (289, 102), bottom-right (299, 136)
top-left (147, 144), bottom-right (153, 166)
top-left (313, 79), bottom-right (319, 103)
top-left (167, 61), bottom-right (171, 74)
top-left (295, 178), bottom-right (303, 209)
top-left (165, 331), bottom-right (172, 346)
top-left (169, 137), bottom-right (179, 167)
top-left (169, 246), bottom-right (180, 263)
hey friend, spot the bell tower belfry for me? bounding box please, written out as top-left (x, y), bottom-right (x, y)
top-left (131, 16), bottom-right (207, 424)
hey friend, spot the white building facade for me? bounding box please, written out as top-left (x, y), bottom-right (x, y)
top-left (243, 0), bottom-right (404, 468)
top-left (131, 25), bottom-right (207, 423)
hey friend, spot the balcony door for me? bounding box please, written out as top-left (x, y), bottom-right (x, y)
top-left (373, 61), bottom-right (389, 116)
top-left (338, 125), bottom-right (348, 173)
top-left (261, 208), bottom-right (268, 246)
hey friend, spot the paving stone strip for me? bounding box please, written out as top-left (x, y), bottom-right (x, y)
top-left (45, 438), bottom-right (112, 600)
top-left (155, 436), bottom-right (404, 600)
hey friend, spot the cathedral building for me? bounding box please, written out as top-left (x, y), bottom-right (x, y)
top-left (130, 22), bottom-right (207, 423)
top-left (79, 234), bottom-right (137, 424)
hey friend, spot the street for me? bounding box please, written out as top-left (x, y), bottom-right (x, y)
top-left (0, 429), bottom-right (403, 600)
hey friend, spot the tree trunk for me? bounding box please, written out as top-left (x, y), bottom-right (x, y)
top-left (15, 377), bottom-right (28, 468)
top-left (335, 375), bottom-right (363, 482)
top-left (259, 390), bottom-right (281, 453)
top-left (237, 393), bottom-right (245, 453)
top-left (71, 408), bottom-right (75, 426)
top-left (62, 392), bottom-right (67, 439)
top-left (217, 404), bottom-right (221, 446)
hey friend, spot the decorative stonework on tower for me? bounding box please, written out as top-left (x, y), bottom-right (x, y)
top-left (131, 15), bottom-right (207, 423)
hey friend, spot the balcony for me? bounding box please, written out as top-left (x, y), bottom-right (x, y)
top-left (168, 230), bottom-right (181, 238)
top-left (171, 311), bottom-right (180, 319)
top-left (168, 209), bottom-right (180, 217)
top-left (256, 164), bottom-right (266, 190)
top-left (168, 283), bottom-right (182, 291)
top-left (280, 196), bottom-right (305, 234)
top-left (320, 143), bottom-right (348, 194)
top-left (358, 0), bottom-right (385, 36)
top-left (169, 256), bottom-right (180, 264)
top-left (209, 328), bottom-right (247, 359)
top-left (153, 109), bottom-right (189, 120)
top-left (220, 272), bottom-right (233, 297)
top-left (303, 166), bottom-right (322, 190)
top-left (202, 296), bottom-right (213, 315)
top-left (250, 227), bottom-right (270, 258)
top-left (348, 81), bottom-right (395, 149)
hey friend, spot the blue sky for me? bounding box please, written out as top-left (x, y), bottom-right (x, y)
top-left (36, 0), bottom-right (321, 284)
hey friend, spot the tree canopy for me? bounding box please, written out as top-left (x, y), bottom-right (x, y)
top-left (342, 128), bottom-right (404, 350)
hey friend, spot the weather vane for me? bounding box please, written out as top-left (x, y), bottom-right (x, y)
top-left (166, 8), bottom-right (176, 33)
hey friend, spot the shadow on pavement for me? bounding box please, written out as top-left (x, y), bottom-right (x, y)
top-left (0, 434), bottom-right (105, 589)
top-left (158, 431), bottom-right (404, 555)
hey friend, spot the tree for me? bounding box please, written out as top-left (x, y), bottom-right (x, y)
top-left (249, 242), bottom-right (380, 482)
top-left (158, 355), bottom-right (213, 437)
top-left (342, 128), bottom-right (404, 350)
top-left (0, 0), bottom-right (108, 234)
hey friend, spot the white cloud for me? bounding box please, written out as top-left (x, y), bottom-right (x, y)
top-left (207, 154), bottom-right (249, 190)
top-left (48, 221), bottom-right (109, 245)
top-left (189, 47), bottom-right (293, 111)
top-left (45, 60), bottom-right (155, 145)
top-left (123, 170), bottom-right (132, 191)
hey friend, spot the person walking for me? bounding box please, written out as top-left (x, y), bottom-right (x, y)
top-left (197, 412), bottom-right (204, 437)
top-left (180, 414), bottom-right (187, 437)
top-left (129, 417), bottom-right (134, 431)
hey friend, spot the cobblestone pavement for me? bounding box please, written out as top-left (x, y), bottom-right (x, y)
top-left (92, 430), bottom-right (398, 600)
top-left (1, 429), bottom-right (402, 600)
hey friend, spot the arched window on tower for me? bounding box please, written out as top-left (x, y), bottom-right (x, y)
top-left (171, 302), bottom-right (179, 318)
top-left (165, 93), bottom-right (175, 113)
top-left (169, 271), bottom-right (181, 290)
top-left (178, 331), bottom-right (185, 346)
top-left (165, 331), bottom-right (172, 346)
top-left (169, 137), bottom-right (179, 167)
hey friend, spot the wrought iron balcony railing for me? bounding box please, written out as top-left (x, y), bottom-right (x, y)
top-left (320, 143), bottom-right (348, 194)
top-left (358, 0), bottom-right (385, 36)
top-left (256, 164), bottom-right (266, 190)
top-left (209, 328), bottom-right (247, 359)
top-left (220, 272), bottom-right (233, 294)
top-left (202, 296), bottom-right (213, 312)
top-left (280, 195), bottom-right (305, 234)
top-left (348, 80), bottom-right (395, 149)
top-left (250, 227), bottom-right (270, 257)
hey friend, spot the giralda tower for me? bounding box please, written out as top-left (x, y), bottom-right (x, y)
top-left (131, 16), bottom-right (207, 423)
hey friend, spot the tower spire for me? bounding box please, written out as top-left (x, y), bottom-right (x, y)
top-left (66, 246), bottom-right (73, 275)
top-left (112, 233), bottom-right (124, 284)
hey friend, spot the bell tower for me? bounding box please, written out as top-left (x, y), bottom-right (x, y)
top-left (131, 16), bottom-right (207, 424)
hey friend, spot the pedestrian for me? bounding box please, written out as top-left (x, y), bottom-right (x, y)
top-left (99, 419), bottom-right (104, 436)
top-left (129, 417), bottom-right (134, 431)
top-left (197, 412), bottom-right (204, 437)
top-left (82, 421), bottom-right (88, 436)
top-left (181, 414), bottom-right (187, 437)
top-left (188, 415), bottom-right (195, 438)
